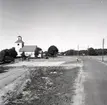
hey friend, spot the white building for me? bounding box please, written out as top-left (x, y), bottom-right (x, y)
top-left (15, 36), bottom-right (24, 56)
top-left (20, 45), bottom-right (37, 57)
top-left (15, 36), bottom-right (42, 57)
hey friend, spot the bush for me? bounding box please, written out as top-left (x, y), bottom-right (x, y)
top-left (4, 56), bottom-right (14, 63)
top-left (34, 47), bottom-right (42, 58)
top-left (34, 49), bottom-right (39, 58)
top-left (21, 52), bottom-right (26, 60)
top-left (0, 50), bottom-right (6, 63)
top-left (8, 47), bottom-right (17, 58)
top-left (0, 47), bottom-right (17, 64)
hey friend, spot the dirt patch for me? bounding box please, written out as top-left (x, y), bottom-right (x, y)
top-left (1, 66), bottom-right (79, 105)
top-left (6, 61), bottom-right (65, 67)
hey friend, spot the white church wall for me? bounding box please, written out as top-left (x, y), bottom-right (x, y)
top-left (15, 36), bottom-right (24, 57)
top-left (25, 52), bottom-right (35, 57)
top-left (15, 43), bottom-right (22, 56)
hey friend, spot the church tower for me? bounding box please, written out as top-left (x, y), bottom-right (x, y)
top-left (15, 36), bottom-right (24, 56)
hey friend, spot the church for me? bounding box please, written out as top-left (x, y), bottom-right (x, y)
top-left (15, 36), bottom-right (42, 57)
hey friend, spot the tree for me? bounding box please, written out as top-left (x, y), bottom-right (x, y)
top-left (64, 49), bottom-right (74, 56)
top-left (21, 51), bottom-right (26, 60)
top-left (88, 47), bottom-right (97, 56)
top-left (34, 49), bottom-right (39, 58)
top-left (0, 50), bottom-right (6, 63)
top-left (8, 47), bottom-right (17, 58)
top-left (43, 51), bottom-right (49, 59)
top-left (4, 56), bottom-right (14, 63)
top-left (0, 47), bottom-right (17, 63)
top-left (94, 49), bottom-right (107, 55)
top-left (34, 47), bottom-right (42, 58)
top-left (48, 45), bottom-right (59, 57)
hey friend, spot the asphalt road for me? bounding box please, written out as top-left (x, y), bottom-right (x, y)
top-left (81, 57), bottom-right (107, 105)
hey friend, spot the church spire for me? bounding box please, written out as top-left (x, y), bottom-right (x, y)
top-left (15, 36), bottom-right (24, 43)
top-left (15, 36), bottom-right (24, 56)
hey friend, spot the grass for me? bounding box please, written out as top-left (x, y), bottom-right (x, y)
top-left (2, 66), bottom-right (79, 105)
top-left (91, 56), bottom-right (107, 62)
top-left (0, 66), bottom-right (12, 73)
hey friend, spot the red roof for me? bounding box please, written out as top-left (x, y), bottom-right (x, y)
top-left (19, 46), bottom-right (37, 52)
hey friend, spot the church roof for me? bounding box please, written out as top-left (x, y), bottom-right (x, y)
top-left (19, 46), bottom-right (42, 52)
top-left (15, 40), bottom-right (24, 43)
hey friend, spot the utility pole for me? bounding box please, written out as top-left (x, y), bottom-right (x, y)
top-left (76, 45), bottom-right (79, 63)
top-left (77, 45), bottom-right (79, 56)
top-left (102, 38), bottom-right (105, 62)
top-left (87, 45), bottom-right (89, 56)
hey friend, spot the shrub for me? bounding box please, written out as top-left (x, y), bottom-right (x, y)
top-left (21, 52), bottom-right (26, 60)
top-left (34, 49), bottom-right (39, 58)
top-left (0, 47), bottom-right (17, 64)
top-left (8, 47), bottom-right (17, 58)
top-left (4, 56), bottom-right (14, 63)
top-left (0, 50), bottom-right (6, 63)
top-left (34, 47), bottom-right (42, 58)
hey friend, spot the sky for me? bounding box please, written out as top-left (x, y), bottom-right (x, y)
top-left (0, 0), bottom-right (107, 52)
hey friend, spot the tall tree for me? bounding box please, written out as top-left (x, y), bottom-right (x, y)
top-left (88, 47), bottom-right (97, 55)
top-left (34, 47), bottom-right (42, 58)
top-left (8, 47), bottom-right (17, 58)
top-left (48, 45), bottom-right (59, 57)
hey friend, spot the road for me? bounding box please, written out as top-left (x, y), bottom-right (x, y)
top-left (81, 57), bottom-right (107, 105)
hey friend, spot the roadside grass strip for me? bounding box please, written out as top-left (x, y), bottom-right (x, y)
top-left (71, 62), bottom-right (85, 105)
top-left (1, 66), bottom-right (79, 105)
top-left (90, 56), bottom-right (107, 66)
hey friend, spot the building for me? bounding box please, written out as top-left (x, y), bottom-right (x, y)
top-left (15, 36), bottom-right (24, 56)
top-left (15, 36), bottom-right (42, 57)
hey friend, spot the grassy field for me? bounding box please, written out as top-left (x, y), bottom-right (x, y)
top-left (0, 56), bottom-right (82, 105)
top-left (7, 56), bottom-right (78, 67)
top-left (90, 56), bottom-right (107, 62)
top-left (2, 66), bottom-right (79, 105)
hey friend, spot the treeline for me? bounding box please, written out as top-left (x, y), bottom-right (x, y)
top-left (0, 47), bottom-right (17, 63)
top-left (62, 47), bottom-right (107, 56)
